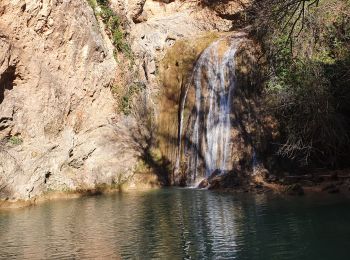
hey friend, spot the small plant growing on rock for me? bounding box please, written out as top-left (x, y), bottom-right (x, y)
top-left (112, 82), bottom-right (145, 115)
top-left (87, 0), bottom-right (132, 59)
top-left (8, 136), bottom-right (23, 146)
top-left (86, 0), bottom-right (97, 9)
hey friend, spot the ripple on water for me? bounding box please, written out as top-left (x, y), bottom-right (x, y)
top-left (0, 189), bottom-right (350, 259)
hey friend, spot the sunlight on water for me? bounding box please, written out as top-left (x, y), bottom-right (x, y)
top-left (0, 189), bottom-right (350, 259)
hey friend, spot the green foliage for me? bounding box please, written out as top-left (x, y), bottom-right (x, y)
top-left (8, 136), bottom-right (23, 146)
top-left (87, 0), bottom-right (132, 59)
top-left (96, 0), bottom-right (109, 6)
top-left (87, 0), bottom-right (97, 9)
top-left (261, 0), bottom-right (350, 168)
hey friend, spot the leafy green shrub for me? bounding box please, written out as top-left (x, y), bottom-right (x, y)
top-left (259, 0), bottom-right (350, 168)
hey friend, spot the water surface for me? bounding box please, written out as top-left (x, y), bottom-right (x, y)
top-left (1, 188), bottom-right (350, 259)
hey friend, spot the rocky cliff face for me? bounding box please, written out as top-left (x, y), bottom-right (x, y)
top-left (111, 0), bottom-right (242, 92)
top-left (0, 0), bottom-right (138, 201)
top-left (0, 0), bottom-right (259, 202)
top-left (109, 0), bottom-right (251, 181)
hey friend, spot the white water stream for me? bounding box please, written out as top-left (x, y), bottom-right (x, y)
top-left (177, 38), bottom-right (241, 184)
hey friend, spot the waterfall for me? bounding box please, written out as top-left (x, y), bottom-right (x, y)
top-left (177, 38), bottom-right (242, 184)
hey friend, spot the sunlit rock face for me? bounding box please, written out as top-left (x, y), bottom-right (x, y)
top-left (110, 0), bottom-right (243, 97)
top-left (0, 0), bottom-right (138, 200)
top-left (159, 32), bottom-right (277, 186)
top-left (0, 0), bottom-right (269, 201)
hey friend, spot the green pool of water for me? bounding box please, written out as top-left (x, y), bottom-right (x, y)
top-left (1, 188), bottom-right (350, 259)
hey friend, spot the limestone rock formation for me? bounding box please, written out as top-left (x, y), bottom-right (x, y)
top-left (0, 0), bottom-right (259, 203)
top-left (0, 0), bottom-right (137, 201)
top-left (111, 0), bottom-right (241, 93)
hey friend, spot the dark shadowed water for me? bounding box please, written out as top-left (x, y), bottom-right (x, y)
top-left (1, 188), bottom-right (350, 259)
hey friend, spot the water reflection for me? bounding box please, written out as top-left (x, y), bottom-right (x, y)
top-left (0, 189), bottom-right (350, 259)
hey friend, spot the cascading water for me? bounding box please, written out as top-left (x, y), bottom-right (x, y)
top-left (177, 38), bottom-right (242, 185)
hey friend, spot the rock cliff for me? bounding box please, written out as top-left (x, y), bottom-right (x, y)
top-left (0, 0), bottom-right (138, 201)
top-left (0, 0), bottom-right (258, 203)
top-left (111, 0), bottom-right (243, 92)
